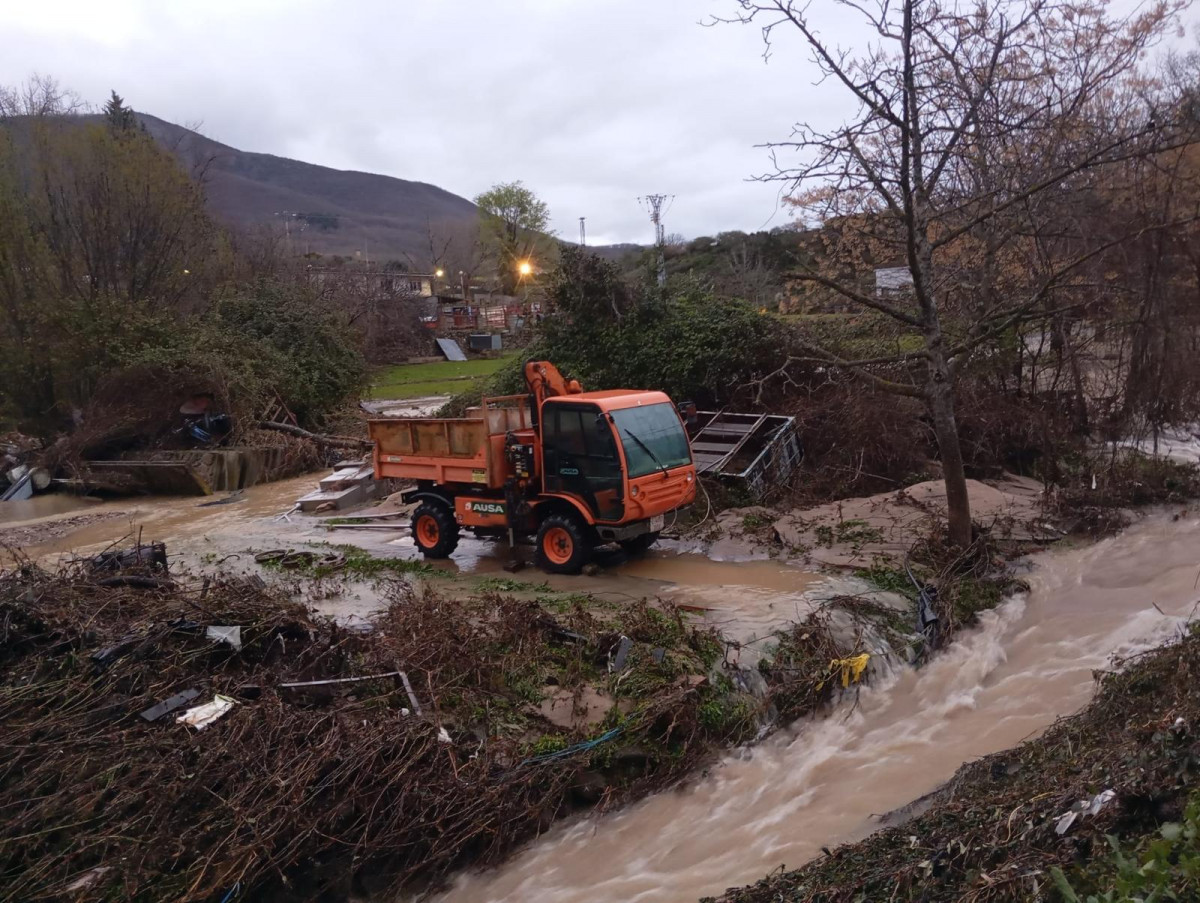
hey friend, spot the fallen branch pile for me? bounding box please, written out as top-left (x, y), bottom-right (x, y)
top-left (0, 562), bottom-right (733, 902)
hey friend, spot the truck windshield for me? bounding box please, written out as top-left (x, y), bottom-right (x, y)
top-left (611, 403), bottom-right (692, 478)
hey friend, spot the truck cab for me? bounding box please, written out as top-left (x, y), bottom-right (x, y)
top-left (368, 361), bottom-right (697, 573)
top-left (541, 391), bottom-right (694, 527)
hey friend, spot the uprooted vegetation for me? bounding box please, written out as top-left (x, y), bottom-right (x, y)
top-left (2, 558), bottom-right (836, 901)
top-left (711, 623), bottom-right (1200, 903)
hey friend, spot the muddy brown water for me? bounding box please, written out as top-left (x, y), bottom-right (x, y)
top-left (0, 494), bottom-right (105, 522)
top-left (434, 511), bottom-right (1200, 903)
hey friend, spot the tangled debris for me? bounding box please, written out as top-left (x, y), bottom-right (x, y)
top-left (710, 623), bottom-right (1200, 903)
top-left (0, 558), bottom-right (776, 901)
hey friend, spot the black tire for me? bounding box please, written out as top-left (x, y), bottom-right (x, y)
top-left (618, 531), bottom-right (659, 556)
top-left (412, 501), bottom-right (460, 559)
top-left (536, 513), bottom-right (592, 575)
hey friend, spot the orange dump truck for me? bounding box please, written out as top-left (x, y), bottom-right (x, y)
top-left (367, 361), bottom-right (697, 573)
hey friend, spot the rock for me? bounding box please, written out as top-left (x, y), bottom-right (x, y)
top-left (536, 684), bottom-right (613, 730)
top-left (611, 744), bottom-right (651, 768)
top-left (729, 665), bottom-right (769, 699)
top-left (570, 770), bottom-right (610, 805)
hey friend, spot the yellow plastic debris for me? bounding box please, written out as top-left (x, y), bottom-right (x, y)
top-left (829, 653), bottom-right (871, 688)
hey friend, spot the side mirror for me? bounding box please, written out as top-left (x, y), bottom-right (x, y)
top-left (677, 401), bottom-right (698, 429)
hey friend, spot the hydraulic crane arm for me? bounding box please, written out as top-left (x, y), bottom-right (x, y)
top-left (524, 360), bottom-right (583, 409)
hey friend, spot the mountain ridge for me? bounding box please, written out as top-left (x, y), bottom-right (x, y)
top-left (135, 112), bottom-right (479, 262)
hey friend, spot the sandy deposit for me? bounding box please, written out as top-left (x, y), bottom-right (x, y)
top-left (711, 474), bottom-right (1053, 568)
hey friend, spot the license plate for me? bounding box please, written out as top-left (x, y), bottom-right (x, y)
top-left (649, 515), bottom-right (665, 532)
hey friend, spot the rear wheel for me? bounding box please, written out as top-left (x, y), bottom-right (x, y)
top-left (618, 531), bottom-right (659, 556)
top-left (536, 513), bottom-right (591, 574)
top-left (412, 502), bottom-right (460, 559)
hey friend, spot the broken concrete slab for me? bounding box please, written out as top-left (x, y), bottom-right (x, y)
top-left (319, 463), bottom-right (374, 491)
top-left (297, 461), bottom-right (381, 513)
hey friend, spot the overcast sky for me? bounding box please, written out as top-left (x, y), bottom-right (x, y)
top-left (2, 2), bottom-right (1191, 245)
top-left (0, 1), bottom-right (867, 244)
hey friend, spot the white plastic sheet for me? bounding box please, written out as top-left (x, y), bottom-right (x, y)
top-left (176, 694), bottom-right (237, 730)
top-left (205, 626), bottom-right (242, 650)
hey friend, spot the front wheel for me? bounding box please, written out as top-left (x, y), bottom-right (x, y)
top-left (412, 502), bottom-right (460, 559)
top-left (536, 513), bottom-right (592, 574)
top-left (618, 531), bottom-right (659, 556)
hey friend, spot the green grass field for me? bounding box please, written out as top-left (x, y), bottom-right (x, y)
top-left (367, 354), bottom-right (516, 400)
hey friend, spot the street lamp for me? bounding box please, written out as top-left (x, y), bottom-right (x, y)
top-left (435, 268), bottom-right (444, 279)
top-left (517, 260), bottom-right (533, 277)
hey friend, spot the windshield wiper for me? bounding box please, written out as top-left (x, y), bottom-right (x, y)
top-left (620, 426), bottom-right (670, 477)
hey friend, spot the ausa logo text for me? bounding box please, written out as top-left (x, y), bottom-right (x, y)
top-left (465, 501), bottom-right (505, 515)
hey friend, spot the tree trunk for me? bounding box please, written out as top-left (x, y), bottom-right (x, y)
top-left (256, 420), bottom-right (372, 450)
top-left (1064, 328), bottom-right (1090, 434)
top-left (925, 355), bottom-right (972, 548)
top-left (909, 197), bottom-right (972, 548)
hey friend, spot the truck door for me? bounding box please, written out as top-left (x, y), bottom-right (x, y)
top-left (541, 403), bottom-right (624, 522)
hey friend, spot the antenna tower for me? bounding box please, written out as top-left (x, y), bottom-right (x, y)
top-left (579, 216), bottom-right (586, 246)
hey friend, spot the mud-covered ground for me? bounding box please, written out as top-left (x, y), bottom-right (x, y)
top-left (0, 510), bottom-right (128, 547)
top-left (695, 474), bottom-right (1053, 568)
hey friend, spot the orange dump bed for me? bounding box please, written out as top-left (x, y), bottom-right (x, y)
top-left (368, 396), bottom-right (532, 489)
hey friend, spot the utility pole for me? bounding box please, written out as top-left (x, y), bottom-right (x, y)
top-left (638, 194), bottom-right (673, 287)
top-left (579, 216), bottom-right (586, 247)
top-left (274, 211), bottom-right (295, 255)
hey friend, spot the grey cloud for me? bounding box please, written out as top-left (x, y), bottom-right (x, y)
top-left (1, 0), bottom-right (855, 243)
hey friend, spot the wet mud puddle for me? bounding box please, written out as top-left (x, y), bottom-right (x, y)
top-left (435, 512), bottom-right (1200, 903)
top-left (5, 479), bottom-right (832, 645)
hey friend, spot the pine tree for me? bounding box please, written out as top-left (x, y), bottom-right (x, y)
top-left (103, 90), bottom-right (135, 132)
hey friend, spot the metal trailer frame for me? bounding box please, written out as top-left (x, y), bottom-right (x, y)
top-left (687, 412), bottom-right (802, 498)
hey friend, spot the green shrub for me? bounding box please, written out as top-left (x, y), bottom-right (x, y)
top-left (535, 248), bottom-right (789, 406)
top-left (1052, 792), bottom-right (1200, 901)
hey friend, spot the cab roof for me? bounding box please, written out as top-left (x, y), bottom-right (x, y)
top-left (546, 389), bottom-right (672, 412)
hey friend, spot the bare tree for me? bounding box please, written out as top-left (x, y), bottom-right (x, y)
top-left (726, 239), bottom-right (778, 307)
top-left (718, 0), bottom-right (1191, 546)
top-left (405, 217), bottom-right (483, 289)
top-left (0, 73), bottom-right (85, 119)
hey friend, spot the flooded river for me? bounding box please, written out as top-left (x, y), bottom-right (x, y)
top-left (436, 510), bottom-right (1200, 903)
